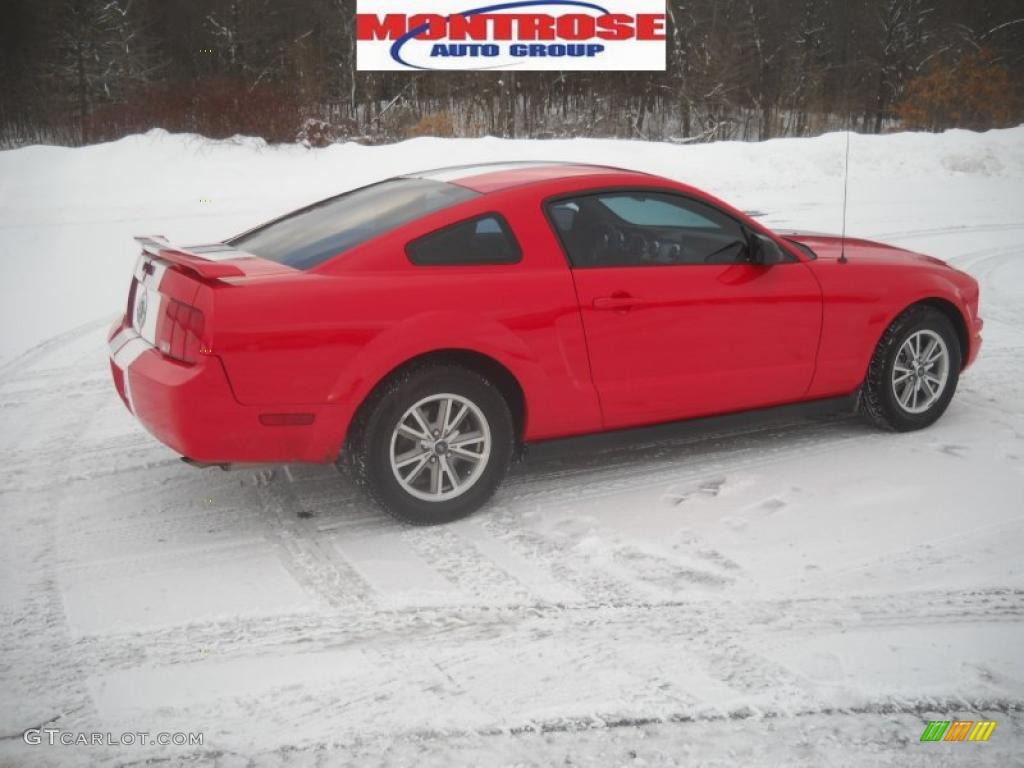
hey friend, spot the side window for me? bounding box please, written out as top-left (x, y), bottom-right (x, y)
top-left (597, 195), bottom-right (721, 229)
top-left (547, 192), bottom-right (753, 268)
top-left (406, 214), bottom-right (521, 266)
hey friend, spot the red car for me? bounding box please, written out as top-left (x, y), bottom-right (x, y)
top-left (108, 162), bottom-right (982, 524)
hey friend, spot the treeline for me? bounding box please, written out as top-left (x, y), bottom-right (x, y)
top-left (1, 0), bottom-right (1021, 148)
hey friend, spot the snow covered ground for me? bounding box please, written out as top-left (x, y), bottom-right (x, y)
top-left (1, 128), bottom-right (1023, 766)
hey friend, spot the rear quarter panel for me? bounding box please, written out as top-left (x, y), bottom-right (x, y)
top-left (211, 187), bottom-right (603, 448)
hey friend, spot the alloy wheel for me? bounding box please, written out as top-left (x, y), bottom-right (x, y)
top-left (389, 393), bottom-right (492, 501)
top-left (891, 329), bottom-right (950, 414)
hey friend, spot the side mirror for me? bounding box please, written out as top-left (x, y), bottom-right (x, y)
top-left (749, 233), bottom-right (787, 266)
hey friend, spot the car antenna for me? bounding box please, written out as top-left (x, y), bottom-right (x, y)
top-left (839, 130), bottom-right (851, 264)
top-left (838, 0), bottom-right (851, 265)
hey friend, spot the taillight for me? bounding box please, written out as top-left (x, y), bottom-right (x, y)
top-left (157, 299), bottom-right (205, 364)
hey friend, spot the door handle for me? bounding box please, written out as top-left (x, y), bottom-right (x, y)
top-left (593, 293), bottom-right (646, 311)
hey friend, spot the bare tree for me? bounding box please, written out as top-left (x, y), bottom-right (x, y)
top-left (3, 0), bottom-right (1021, 147)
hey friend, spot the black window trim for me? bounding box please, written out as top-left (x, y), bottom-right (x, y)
top-left (405, 211), bottom-right (523, 267)
top-left (784, 237), bottom-right (818, 260)
top-left (541, 186), bottom-right (801, 269)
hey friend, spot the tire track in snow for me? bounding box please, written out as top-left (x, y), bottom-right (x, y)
top-left (4, 258), bottom-right (1022, 765)
top-left (871, 221), bottom-right (1024, 241)
top-left (253, 467), bottom-right (376, 610)
top-left (0, 316), bottom-right (112, 383)
top-left (0, 325), bottom-right (111, 738)
top-left (500, 418), bottom-right (872, 512)
top-left (106, 705), bottom-right (1024, 768)
top-left (402, 526), bottom-right (538, 605)
top-left (64, 586), bottom-right (1024, 673)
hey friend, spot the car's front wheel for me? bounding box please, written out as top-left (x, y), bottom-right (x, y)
top-left (347, 365), bottom-right (514, 525)
top-left (860, 304), bottom-right (962, 431)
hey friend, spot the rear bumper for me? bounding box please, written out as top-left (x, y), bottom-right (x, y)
top-left (108, 318), bottom-right (347, 463)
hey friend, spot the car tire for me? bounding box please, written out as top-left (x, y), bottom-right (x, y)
top-left (346, 364), bottom-right (515, 525)
top-left (860, 304), bottom-right (961, 432)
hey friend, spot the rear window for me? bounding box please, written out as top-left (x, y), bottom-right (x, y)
top-left (228, 178), bottom-right (479, 270)
top-left (406, 214), bottom-right (521, 266)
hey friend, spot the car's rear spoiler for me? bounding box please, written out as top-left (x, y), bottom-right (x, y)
top-left (134, 235), bottom-right (246, 280)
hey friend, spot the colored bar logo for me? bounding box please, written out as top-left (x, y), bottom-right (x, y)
top-left (920, 720), bottom-right (996, 742)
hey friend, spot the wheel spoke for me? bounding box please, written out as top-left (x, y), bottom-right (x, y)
top-left (405, 454), bottom-right (431, 484)
top-left (450, 446), bottom-right (483, 463)
top-left (437, 398), bottom-right (453, 434)
top-left (898, 381), bottom-right (914, 407)
top-left (449, 431), bottom-right (485, 448)
top-left (893, 371), bottom-right (913, 384)
top-left (410, 407), bottom-right (432, 438)
top-left (395, 448), bottom-right (430, 469)
top-left (429, 459), bottom-right (441, 495)
top-left (904, 343), bottom-right (918, 366)
top-left (439, 455), bottom-right (460, 490)
top-left (446, 403), bottom-right (469, 435)
top-left (921, 337), bottom-right (938, 365)
top-left (397, 423), bottom-right (428, 441)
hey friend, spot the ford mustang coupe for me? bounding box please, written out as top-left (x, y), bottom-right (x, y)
top-left (108, 162), bottom-right (982, 524)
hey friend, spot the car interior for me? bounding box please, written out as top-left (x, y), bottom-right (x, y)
top-left (548, 193), bottom-right (752, 267)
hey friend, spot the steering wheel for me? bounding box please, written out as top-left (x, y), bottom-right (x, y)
top-left (625, 232), bottom-right (647, 261)
top-left (592, 223), bottom-right (624, 263)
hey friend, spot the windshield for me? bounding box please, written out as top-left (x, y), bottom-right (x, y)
top-left (228, 178), bottom-right (479, 270)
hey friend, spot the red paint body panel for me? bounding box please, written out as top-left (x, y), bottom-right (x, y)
top-left (108, 319), bottom-right (347, 462)
top-left (571, 261), bottom-right (822, 428)
top-left (783, 232), bottom-right (984, 397)
top-left (108, 165), bottom-right (982, 464)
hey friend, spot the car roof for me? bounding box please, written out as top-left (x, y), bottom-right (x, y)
top-left (403, 161), bottom-right (655, 194)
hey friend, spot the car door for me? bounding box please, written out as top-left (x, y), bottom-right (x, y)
top-left (547, 190), bottom-right (823, 429)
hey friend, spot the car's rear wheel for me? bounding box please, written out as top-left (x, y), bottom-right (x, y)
top-left (860, 304), bottom-right (961, 431)
top-left (347, 365), bottom-right (514, 525)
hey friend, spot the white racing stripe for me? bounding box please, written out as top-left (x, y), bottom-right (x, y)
top-left (123, 367), bottom-right (135, 412)
top-left (133, 254), bottom-right (147, 283)
top-left (144, 259), bottom-right (169, 289)
top-left (114, 253), bottom-right (171, 392)
top-left (107, 327), bottom-right (135, 356)
top-left (112, 337), bottom-right (151, 370)
top-left (109, 328), bottom-right (148, 414)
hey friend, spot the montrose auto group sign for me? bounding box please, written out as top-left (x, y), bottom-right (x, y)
top-left (356, 0), bottom-right (666, 71)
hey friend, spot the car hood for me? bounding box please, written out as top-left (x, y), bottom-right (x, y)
top-left (777, 230), bottom-right (949, 268)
